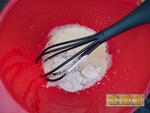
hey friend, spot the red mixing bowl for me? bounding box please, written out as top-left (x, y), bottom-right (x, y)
top-left (0, 0), bottom-right (150, 113)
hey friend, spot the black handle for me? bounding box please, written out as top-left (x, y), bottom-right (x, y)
top-left (97, 0), bottom-right (150, 42)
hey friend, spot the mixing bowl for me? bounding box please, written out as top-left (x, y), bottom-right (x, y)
top-left (0, 0), bottom-right (150, 113)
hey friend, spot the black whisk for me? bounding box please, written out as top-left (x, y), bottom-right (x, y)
top-left (36, 0), bottom-right (150, 82)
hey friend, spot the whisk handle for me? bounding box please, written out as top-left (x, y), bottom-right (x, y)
top-left (98, 0), bottom-right (150, 42)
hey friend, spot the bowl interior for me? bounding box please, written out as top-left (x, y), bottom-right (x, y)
top-left (0, 0), bottom-right (150, 113)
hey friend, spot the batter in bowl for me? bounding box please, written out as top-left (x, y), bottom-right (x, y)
top-left (43, 24), bottom-right (112, 92)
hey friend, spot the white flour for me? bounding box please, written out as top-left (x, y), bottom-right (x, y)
top-left (43, 24), bottom-right (112, 92)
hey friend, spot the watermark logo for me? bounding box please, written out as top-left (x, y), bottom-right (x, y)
top-left (106, 94), bottom-right (144, 106)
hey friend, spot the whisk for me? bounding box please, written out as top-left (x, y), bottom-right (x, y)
top-left (36, 0), bottom-right (150, 82)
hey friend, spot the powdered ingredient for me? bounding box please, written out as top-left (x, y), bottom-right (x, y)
top-left (43, 24), bottom-right (112, 92)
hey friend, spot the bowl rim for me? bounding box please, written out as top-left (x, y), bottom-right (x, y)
top-left (0, 0), bottom-right (17, 27)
